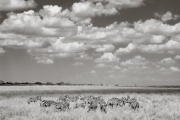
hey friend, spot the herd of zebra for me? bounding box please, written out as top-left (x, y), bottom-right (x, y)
top-left (27, 95), bottom-right (140, 113)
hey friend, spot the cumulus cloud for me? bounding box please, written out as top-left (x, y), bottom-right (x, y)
top-left (112, 65), bottom-right (121, 70)
top-left (140, 40), bottom-right (180, 54)
top-left (0, 0), bottom-right (36, 11)
top-left (90, 70), bottom-right (96, 74)
top-left (0, 48), bottom-right (5, 54)
top-left (72, 62), bottom-right (84, 66)
top-left (95, 44), bottom-right (115, 52)
top-left (116, 43), bottom-right (139, 55)
top-left (51, 38), bottom-right (87, 53)
top-left (0, 8), bottom-right (77, 37)
top-left (36, 57), bottom-right (54, 64)
top-left (95, 63), bottom-right (109, 68)
top-left (158, 58), bottom-right (175, 65)
top-left (95, 52), bottom-right (119, 62)
top-left (75, 52), bottom-right (92, 60)
top-left (70, 1), bottom-right (118, 24)
top-left (170, 67), bottom-right (180, 72)
top-left (121, 55), bottom-right (149, 67)
top-left (134, 19), bottom-right (180, 36)
top-left (154, 11), bottom-right (180, 22)
top-left (175, 55), bottom-right (180, 60)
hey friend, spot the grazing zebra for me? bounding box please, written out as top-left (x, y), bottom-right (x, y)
top-left (58, 95), bottom-right (69, 102)
top-left (80, 96), bottom-right (94, 105)
top-left (100, 104), bottom-right (107, 113)
top-left (54, 101), bottom-right (70, 111)
top-left (67, 95), bottom-right (80, 102)
top-left (40, 100), bottom-right (57, 107)
top-left (124, 96), bottom-right (137, 106)
top-left (87, 100), bottom-right (98, 112)
top-left (74, 103), bottom-right (86, 109)
top-left (129, 101), bottom-right (139, 110)
top-left (98, 98), bottom-right (107, 113)
top-left (27, 96), bottom-right (41, 104)
top-left (107, 98), bottom-right (121, 108)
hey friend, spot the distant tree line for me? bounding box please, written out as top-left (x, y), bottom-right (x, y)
top-left (0, 80), bottom-right (110, 86)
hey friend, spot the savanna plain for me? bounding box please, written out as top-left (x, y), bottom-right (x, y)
top-left (0, 86), bottom-right (180, 120)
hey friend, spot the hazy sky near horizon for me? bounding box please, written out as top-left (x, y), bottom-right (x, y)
top-left (0, 0), bottom-right (180, 86)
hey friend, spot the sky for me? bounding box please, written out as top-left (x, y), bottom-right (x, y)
top-left (0, 0), bottom-right (180, 86)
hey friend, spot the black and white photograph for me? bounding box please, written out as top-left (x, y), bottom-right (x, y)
top-left (0, 0), bottom-right (180, 119)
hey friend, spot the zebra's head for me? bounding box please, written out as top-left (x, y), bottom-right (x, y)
top-left (37, 96), bottom-right (41, 101)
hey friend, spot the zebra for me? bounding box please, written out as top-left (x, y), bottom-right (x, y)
top-left (98, 98), bottom-right (107, 113)
top-left (87, 100), bottom-right (98, 112)
top-left (67, 95), bottom-right (80, 102)
top-left (74, 103), bottom-right (86, 109)
top-left (54, 101), bottom-right (70, 111)
top-left (40, 100), bottom-right (57, 107)
top-left (107, 97), bottom-right (121, 108)
top-left (124, 96), bottom-right (137, 106)
top-left (27, 96), bottom-right (41, 104)
top-left (129, 101), bottom-right (139, 110)
top-left (80, 96), bottom-right (94, 105)
top-left (58, 95), bottom-right (69, 102)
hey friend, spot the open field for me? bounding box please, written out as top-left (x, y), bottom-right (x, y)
top-left (1, 86), bottom-right (180, 120)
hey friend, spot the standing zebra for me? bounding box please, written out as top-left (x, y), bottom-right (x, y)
top-left (58, 95), bottom-right (69, 102)
top-left (107, 98), bottom-right (121, 108)
top-left (40, 100), bottom-right (57, 107)
top-left (27, 96), bottom-right (41, 104)
top-left (54, 101), bottom-right (70, 111)
top-left (98, 98), bottom-right (107, 113)
top-left (129, 101), bottom-right (139, 110)
top-left (87, 100), bottom-right (98, 112)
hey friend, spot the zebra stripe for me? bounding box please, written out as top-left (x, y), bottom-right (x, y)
top-left (27, 96), bottom-right (41, 104)
top-left (129, 101), bottom-right (139, 110)
top-left (40, 100), bottom-right (57, 107)
top-left (54, 101), bottom-right (70, 111)
top-left (87, 100), bottom-right (98, 112)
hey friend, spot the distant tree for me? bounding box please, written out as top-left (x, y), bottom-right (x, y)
top-left (35, 82), bottom-right (42, 85)
top-left (115, 84), bottom-right (119, 86)
top-left (6, 82), bottom-right (13, 85)
top-left (100, 84), bottom-right (103, 86)
top-left (56, 82), bottom-right (66, 85)
top-left (66, 82), bottom-right (71, 85)
top-left (46, 82), bottom-right (53, 85)
top-left (0, 80), bottom-right (4, 85)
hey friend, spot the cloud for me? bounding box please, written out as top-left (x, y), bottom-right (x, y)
top-left (170, 67), bottom-right (180, 72)
top-left (95, 63), bottom-right (109, 68)
top-left (72, 62), bottom-right (84, 66)
top-left (134, 19), bottom-right (180, 36)
top-left (90, 70), bottom-right (96, 74)
top-left (70, 1), bottom-right (118, 24)
top-left (116, 43), bottom-right (139, 55)
top-left (0, 9), bottom-right (77, 37)
top-left (95, 52), bottom-right (119, 62)
top-left (158, 58), bottom-right (175, 65)
top-left (75, 52), bottom-right (92, 60)
top-left (140, 40), bottom-right (180, 54)
top-left (0, 0), bottom-right (36, 11)
top-left (103, 0), bottom-right (144, 10)
top-left (0, 48), bottom-right (5, 54)
top-left (51, 38), bottom-right (87, 53)
top-left (121, 55), bottom-right (149, 67)
top-left (175, 55), bottom-right (180, 60)
top-left (154, 11), bottom-right (180, 22)
top-left (112, 66), bottom-right (121, 70)
top-left (36, 57), bottom-right (54, 64)
top-left (95, 44), bottom-right (115, 52)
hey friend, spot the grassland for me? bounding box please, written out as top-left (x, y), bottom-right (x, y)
top-left (1, 86), bottom-right (180, 120)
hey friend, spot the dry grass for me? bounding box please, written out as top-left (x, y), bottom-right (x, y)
top-left (0, 86), bottom-right (180, 120)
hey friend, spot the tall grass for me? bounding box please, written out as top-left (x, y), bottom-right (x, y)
top-left (0, 86), bottom-right (180, 120)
